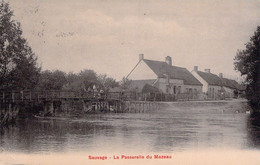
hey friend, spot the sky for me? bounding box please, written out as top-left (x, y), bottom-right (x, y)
top-left (7, 0), bottom-right (260, 80)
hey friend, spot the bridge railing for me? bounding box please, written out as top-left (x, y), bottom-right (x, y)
top-left (1, 90), bottom-right (201, 102)
top-left (0, 90), bottom-right (77, 102)
top-left (0, 90), bottom-right (205, 103)
top-left (0, 90), bottom-right (131, 102)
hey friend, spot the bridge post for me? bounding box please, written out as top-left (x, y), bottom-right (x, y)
top-left (29, 91), bottom-right (32, 101)
top-left (97, 102), bottom-right (100, 111)
top-left (12, 91), bottom-right (14, 103)
top-left (82, 100), bottom-right (86, 112)
top-left (37, 93), bottom-right (39, 102)
top-left (93, 102), bottom-right (96, 112)
top-left (43, 102), bottom-right (47, 114)
top-left (105, 102), bottom-right (108, 111)
top-left (9, 103), bottom-right (11, 112)
top-left (115, 101), bottom-right (118, 113)
top-left (2, 92), bottom-right (4, 103)
top-left (21, 91), bottom-right (24, 102)
top-left (129, 102), bottom-right (131, 113)
top-left (50, 102), bottom-right (54, 115)
top-left (107, 102), bottom-right (110, 112)
top-left (43, 101), bottom-right (54, 116)
top-left (100, 102), bottom-right (103, 111)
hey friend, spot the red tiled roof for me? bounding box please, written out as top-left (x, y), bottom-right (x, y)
top-left (143, 59), bottom-right (202, 86)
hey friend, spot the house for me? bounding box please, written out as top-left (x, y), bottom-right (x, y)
top-left (126, 54), bottom-right (203, 100)
top-left (220, 75), bottom-right (246, 98)
top-left (191, 66), bottom-right (242, 99)
top-left (191, 67), bottom-right (224, 99)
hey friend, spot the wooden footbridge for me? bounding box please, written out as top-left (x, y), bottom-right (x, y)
top-left (0, 90), bottom-right (162, 126)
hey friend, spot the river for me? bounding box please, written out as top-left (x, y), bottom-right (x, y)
top-left (0, 100), bottom-right (260, 164)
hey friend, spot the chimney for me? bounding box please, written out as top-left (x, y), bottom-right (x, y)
top-left (165, 56), bottom-right (172, 66)
top-left (205, 69), bottom-right (210, 73)
top-left (139, 54), bottom-right (144, 61)
top-left (219, 73), bottom-right (223, 78)
top-left (194, 66), bottom-right (198, 72)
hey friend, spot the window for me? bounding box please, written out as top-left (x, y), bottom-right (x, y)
top-left (178, 86), bottom-right (181, 94)
top-left (166, 85), bottom-right (169, 93)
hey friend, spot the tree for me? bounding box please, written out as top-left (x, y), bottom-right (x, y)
top-left (62, 69), bottom-right (99, 95)
top-left (0, 1), bottom-right (40, 90)
top-left (97, 74), bottom-right (119, 92)
top-left (119, 77), bottom-right (132, 91)
top-left (78, 69), bottom-right (98, 90)
top-left (234, 26), bottom-right (260, 111)
top-left (36, 70), bottom-right (67, 90)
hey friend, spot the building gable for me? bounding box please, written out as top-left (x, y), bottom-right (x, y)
top-left (191, 71), bottom-right (209, 92)
top-left (127, 60), bottom-right (157, 80)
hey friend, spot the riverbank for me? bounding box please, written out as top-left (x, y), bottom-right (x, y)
top-left (163, 98), bottom-right (251, 114)
top-left (0, 98), bottom-right (249, 127)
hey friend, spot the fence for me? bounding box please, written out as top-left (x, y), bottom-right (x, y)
top-left (0, 90), bottom-right (205, 103)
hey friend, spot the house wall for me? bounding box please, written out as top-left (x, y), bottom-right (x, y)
top-left (157, 78), bottom-right (203, 95)
top-left (127, 60), bottom-right (157, 80)
top-left (182, 85), bottom-right (203, 100)
top-left (223, 87), bottom-right (234, 98)
top-left (182, 85), bottom-right (203, 94)
top-left (158, 78), bottom-right (184, 94)
top-left (191, 71), bottom-right (208, 92)
top-left (207, 85), bottom-right (223, 98)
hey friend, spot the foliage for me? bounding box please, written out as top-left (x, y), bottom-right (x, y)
top-left (97, 74), bottom-right (119, 92)
top-left (37, 69), bottom-right (119, 95)
top-left (0, 1), bottom-right (40, 90)
top-left (234, 26), bottom-right (260, 110)
top-left (119, 77), bottom-right (132, 91)
top-left (36, 70), bottom-right (67, 90)
top-left (78, 69), bottom-right (98, 90)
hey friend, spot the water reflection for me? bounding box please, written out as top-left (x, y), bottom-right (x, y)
top-left (246, 113), bottom-right (260, 149)
top-left (0, 101), bottom-right (260, 153)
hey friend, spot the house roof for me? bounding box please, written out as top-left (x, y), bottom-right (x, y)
top-left (196, 71), bottom-right (244, 90)
top-left (221, 78), bottom-right (237, 89)
top-left (143, 59), bottom-right (202, 86)
top-left (196, 71), bottom-right (223, 86)
top-left (228, 79), bottom-right (245, 91)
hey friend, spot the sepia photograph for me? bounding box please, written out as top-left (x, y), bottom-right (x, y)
top-left (0, 0), bottom-right (260, 164)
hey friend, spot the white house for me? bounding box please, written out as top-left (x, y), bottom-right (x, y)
top-left (191, 66), bottom-right (241, 99)
top-left (126, 54), bottom-right (203, 98)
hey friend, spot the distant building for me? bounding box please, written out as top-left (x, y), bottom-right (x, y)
top-left (126, 54), bottom-right (203, 100)
top-left (191, 66), bottom-right (242, 99)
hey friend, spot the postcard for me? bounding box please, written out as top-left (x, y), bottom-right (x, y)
top-left (0, 0), bottom-right (260, 165)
